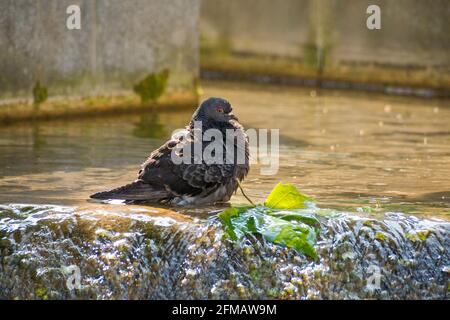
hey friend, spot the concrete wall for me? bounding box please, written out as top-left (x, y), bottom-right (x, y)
top-left (0, 0), bottom-right (200, 100)
top-left (200, 0), bottom-right (450, 94)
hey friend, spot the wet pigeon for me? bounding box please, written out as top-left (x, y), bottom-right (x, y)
top-left (90, 97), bottom-right (249, 205)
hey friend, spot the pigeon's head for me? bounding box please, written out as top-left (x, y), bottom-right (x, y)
top-left (193, 97), bottom-right (237, 123)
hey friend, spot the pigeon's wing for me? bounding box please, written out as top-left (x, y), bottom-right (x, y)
top-left (138, 136), bottom-right (199, 196)
top-left (177, 163), bottom-right (236, 189)
top-left (138, 133), bottom-right (238, 197)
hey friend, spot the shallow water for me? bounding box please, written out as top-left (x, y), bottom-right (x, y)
top-left (0, 80), bottom-right (449, 220)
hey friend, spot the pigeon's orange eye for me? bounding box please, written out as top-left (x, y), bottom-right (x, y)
top-left (216, 107), bottom-right (224, 113)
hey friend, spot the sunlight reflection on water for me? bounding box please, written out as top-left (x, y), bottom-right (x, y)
top-left (0, 80), bottom-right (449, 219)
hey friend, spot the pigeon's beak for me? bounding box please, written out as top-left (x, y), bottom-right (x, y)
top-left (228, 113), bottom-right (238, 121)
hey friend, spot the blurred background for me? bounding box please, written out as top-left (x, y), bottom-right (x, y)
top-left (0, 0), bottom-right (449, 110)
top-left (201, 0), bottom-right (449, 96)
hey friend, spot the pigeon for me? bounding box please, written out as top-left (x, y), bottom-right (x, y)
top-left (90, 97), bottom-right (249, 205)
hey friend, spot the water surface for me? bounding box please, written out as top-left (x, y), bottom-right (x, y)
top-left (0, 81), bottom-right (449, 219)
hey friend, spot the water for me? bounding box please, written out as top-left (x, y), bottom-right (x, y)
top-left (1, 80), bottom-right (449, 299)
top-left (0, 80), bottom-right (449, 220)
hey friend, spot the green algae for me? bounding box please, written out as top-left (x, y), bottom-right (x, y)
top-left (32, 81), bottom-right (48, 106)
top-left (200, 34), bottom-right (232, 57)
top-left (0, 203), bottom-right (449, 299)
top-left (406, 229), bottom-right (432, 242)
top-left (133, 69), bottom-right (170, 103)
top-left (35, 287), bottom-right (49, 300)
top-left (375, 232), bottom-right (388, 242)
top-left (303, 43), bottom-right (329, 70)
top-left (0, 90), bottom-right (197, 125)
top-left (358, 206), bottom-right (373, 213)
top-left (200, 53), bottom-right (450, 95)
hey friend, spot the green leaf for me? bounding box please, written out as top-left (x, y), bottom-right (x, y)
top-left (268, 211), bottom-right (320, 229)
top-left (217, 184), bottom-right (320, 259)
top-left (273, 224), bottom-right (318, 260)
top-left (218, 206), bottom-right (256, 240)
top-left (218, 207), bottom-right (241, 240)
top-left (264, 183), bottom-right (313, 209)
top-left (218, 210), bottom-right (319, 259)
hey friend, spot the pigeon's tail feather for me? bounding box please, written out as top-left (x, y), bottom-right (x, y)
top-left (90, 180), bottom-right (168, 201)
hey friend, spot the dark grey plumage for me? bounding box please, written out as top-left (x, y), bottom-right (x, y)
top-left (90, 97), bottom-right (249, 205)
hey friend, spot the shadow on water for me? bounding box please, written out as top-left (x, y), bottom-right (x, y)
top-left (414, 191), bottom-right (450, 204)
